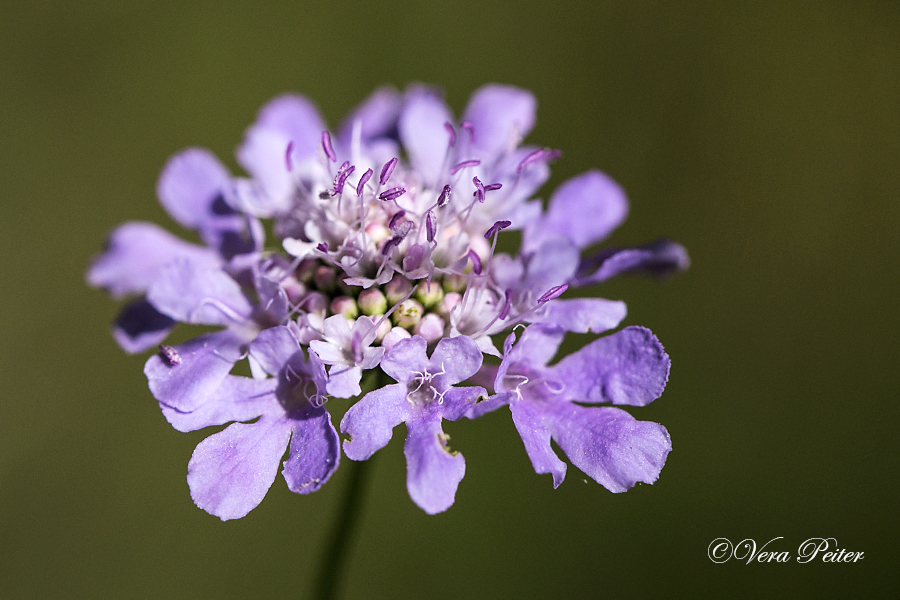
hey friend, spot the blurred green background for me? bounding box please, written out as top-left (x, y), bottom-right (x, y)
top-left (1, 1), bottom-right (897, 598)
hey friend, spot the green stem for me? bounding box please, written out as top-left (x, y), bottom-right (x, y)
top-left (312, 456), bottom-right (373, 600)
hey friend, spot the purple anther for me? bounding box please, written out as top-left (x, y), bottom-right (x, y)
top-left (516, 149), bottom-right (545, 174)
top-left (467, 249), bottom-right (483, 275)
top-left (158, 344), bottom-right (181, 366)
top-left (357, 168), bottom-right (373, 197)
top-left (382, 236), bottom-right (402, 256)
top-left (378, 187), bottom-right (406, 201)
top-left (388, 210), bottom-right (407, 231)
top-left (285, 140), bottom-right (294, 172)
top-left (473, 176), bottom-right (485, 202)
top-left (450, 159), bottom-right (481, 176)
top-left (538, 284), bottom-right (568, 304)
top-left (380, 157), bottom-right (398, 185)
top-left (317, 242), bottom-right (329, 253)
top-left (543, 149), bottom-right (563, 161)
top-left (461, 121), bottom-right (476, 142)
top-left (498, 289), bottom-right (513, 320)
top-left (425, 210), bottom-right (436, 243)
top-left (437, 184), bottom-right (451, 207)
top-left (484, 183), bottom-right (503, 192)
top-left (444, 121), bottom-right (456, 147)
top-left (351, 331), bottom-right (364, 364)
top-left (335, 164), bottom-right (355, 194)
top-left (484, 220), bottom-right (512, 239)
top-left (321, 131), bottom-right (336, 162)
top-left (393, 220), bottom-right (413, 239)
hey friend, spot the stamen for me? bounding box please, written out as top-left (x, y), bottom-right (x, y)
top-left (317, 242), bottom-right (329, 253)
top-left (484, 183), bottom-right (502, 192)
top-left (379, 187), bottom-right (406, 201)
top-left (357, 168), bottom-right (373, 197)
top-left (473, 177), bottom-right (485, 202)
top-left (484, 220), bottom-right (511, 239)
top-left (425, 210), bottom-right (436, 243)
top-left (450, 159), bottom-right (481, 176)
top-left (443, 121), bottom-right (456, 147)
top-left (437, 184), bottom-right (451, 207)
top-left (381, 236), bottom-right (402, 256)
top-left (499, 289), bottom-right (513, 320)
top-left (538, 284), bottom-right (568, 303)
top-left (392, 220), bottom-right (413, 239)
top-left (285, 141), bottom-right (294, 172)
top-left (388, 210), bottom-right (407, 231)
top-left (374, 283), bottom-right (419, 330)
top-left (321, 131), bottom-right (336, 163)
top-left (467, 249), bottom-right (483, 275)
top-left (158, 344), bottom-right (181, 366)
top-left (334, 163), bottom-right (355, 195)
top-left (380, 157), bottom-right (398, 185)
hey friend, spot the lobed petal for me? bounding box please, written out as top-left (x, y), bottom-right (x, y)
top-left (574, 239), bottom-right (691, 285)
top-left (156, 148), bottom-right (231, 230)
top-left (428, 335), bottom-right (483, 387)
top-left (550, 404), bottom-right (671, 493)
top-left (404, 414), bottom-right (466, 515)
top-left (147, 258), bottom-right (253, 326)
top-left (398, 86), bottom-right (453, 186)
top-left (338, 87), bottom-right (402, 151)
top-left (324, 364), bottom-right (363, 399)
top-left (187, 415), bottom-right (292, 520)
top-left (554, 326), bottom-right (670, 406)
top-left (282, 404), bottom-right (340, 494)
top-left (249, 326), bottom-right (300, 377)
top-left (341, 383), bottom-right (410, 460)
top-left (161, 375), bottom-right (279, 433)
top-left (510, 400), bottom-right (567, 488)
top-left (528, 298), bottom-right (627, 334)
top-left (463, 84), bottom-right (536, 164)
top-left (379, 336), bottom-right (429, 383)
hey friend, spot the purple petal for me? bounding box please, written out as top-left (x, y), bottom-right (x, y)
top-left (249, 326), bottom-right (300, 377)
top-left (465, 391), bottom-right (515, 419)
top-left (510, 400), bottom-right (567, 487)
top-left (187, 415), bottom-right (292, 520)
top-left (283, 404), bottom-right (341, 494)
top-left (144, 329), bottom-right (246, 413)
top-left (462, 84), bottom-right (536, 162)
top-left (379, 336), bottom-right (429, 384)
top-left (111, 299), bottom-right (175, 354)
top-left (522, 236), bottom-right (580, 292)
top-left (338, 87), bottom-right (402, 149)
top-left (161, 375), bottom-right (279, 432)
top-left (435, 385), bottom-right (487, 421)
top-left (325, 364), bottom-right (363, 399)
top-left (554, 326), bottom-right (670, 406)
top-left (156, 148), bottom-right (231, 230)
top-left (341, 383), bottom-right (410, 460)
top-left (404, 414), bottom-right (466, 514)
top-left (255, 275), bottom-right (289, 323)
top-left (528, 298), bottom-right (627, 334)
top-left (398, 86), bottom-right (453, 185)
top-left (505, 323), bottom-right (565, 371)
top-left (86, 222), bottom-right (219, 298)
top-left (551, 404), bottom-right (671, 493)
top-left (524, 171), bottom-right (628, 252)
top-left (574, 239), bottom-right (691, 285)
top-left (147, 258), bottom-right (253, 326)
top-left (428, 336), bottom-right (483, 387)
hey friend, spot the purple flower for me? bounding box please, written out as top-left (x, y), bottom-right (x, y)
top-left (162, 326), bottom-right (339, 520)
top-left (341, 335), bottom-right (485, 514)
top-left (487, 324), bottom-right (672, 490)
top-left (88, 83), bottom-right (686, 518)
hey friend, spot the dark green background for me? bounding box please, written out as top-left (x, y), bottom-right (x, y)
top-left (1, 1), bottom-right (897, 598)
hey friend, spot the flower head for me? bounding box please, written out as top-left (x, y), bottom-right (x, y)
top-left (87, 83), bottom-right (687, 518)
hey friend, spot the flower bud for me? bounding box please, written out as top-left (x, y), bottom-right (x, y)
top-left (414, 313), bottom-right (445, 343)
top-left (382, 326), bottom-right (411, 351)
top-left (392, 299), bottom-right (423, 329)
top-left (329, 296), bottom-right (358, 319)
top-left (358, 288), bottom-right (388, 316)
top-left (437, 292), bottom-right (462, 318)
top-left (385, 276), bottom-right (413, 304)
top-left (415, 281), bottom-right (444, 309)
top-left (314, 266), bottom-right (337, 293)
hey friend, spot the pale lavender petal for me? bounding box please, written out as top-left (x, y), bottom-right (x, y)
top-left (510, 400), bottom-right (567, 487)
top-left (111, 299), bottom-right (175, 354)
top-left (325, 364), bottom-right (363, 399)
top-left (463, 84), bottom-right (536, 163)
top-left (249, 326), bottom-right (300, 377)
top-left (338, 87), bottom-right (402, 149)
top-left (398, 86), bottom-right (453, 185)
top-left (554, 326), bottom-right (670, 406)
top-left (550, 404), bottom-right (671, 493)
top-left (147, 258), bottom-right (253, 326)
top-left (341, 383), bottom-right (410, 460)
top-left (379, 336), bottom-right (429, 384)
top-left (465, 391), bottom-right (515, 419)
top-left (235, 129), bottom-right (295, 213)
top-left (506, 323), bottom-right (565, 370)
top-left (86, 222), bottom-right (218, 298)
top-left (528, 298), bottom-right (627, 334)
top-left (524, 171), bottom-right (628, 252)
top-left (187, 415), bottom-right (292, 520)
top-left (428, 336), bottom-right (483, 387)
top-left (255, 275), bottom-right (289, 323)
top-left (250, 94), bottom-right (326, 159)
top-left (404, 414), bottom-right (466, 515)
top-left (574, 239), bottom-right (691, 285)
top-left (144, 329), bottom-right (246, 412)
top-left (161, 375), bottom-right (279, 432)
top-left (523, 236), bottom-right (580, 292)
top-left (283, 405), bottom-right (340, 494)
top-left (156, 148), bottom-right (231, 230)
